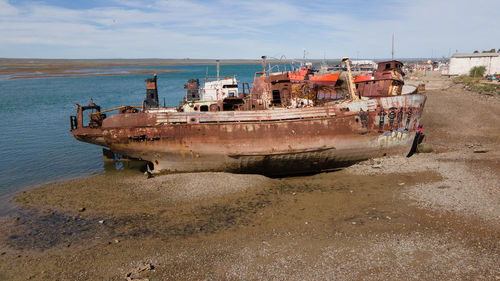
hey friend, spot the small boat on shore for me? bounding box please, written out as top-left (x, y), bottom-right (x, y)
top-left (70, 57), bottom-right (426, 176)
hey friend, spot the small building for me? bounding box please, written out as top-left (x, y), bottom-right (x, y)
top-left (448, 53), bottom-right (500, 76)
top-left (351, 60), bottom-right (377, 72)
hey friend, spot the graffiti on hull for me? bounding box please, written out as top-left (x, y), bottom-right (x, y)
top-left (375, 129), bottom-right (410, 147)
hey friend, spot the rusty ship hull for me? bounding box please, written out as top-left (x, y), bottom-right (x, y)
top-left (71, 58), bottom-right (425, 176)
top-left (73, 94), bottom-right (425, 176)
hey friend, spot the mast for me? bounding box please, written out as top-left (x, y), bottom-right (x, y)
top-left (392, 33), bottom-right (395, 60)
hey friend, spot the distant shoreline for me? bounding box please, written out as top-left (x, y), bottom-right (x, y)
top-left (0, 67), bottom-right (182, 80)
top-left (0, 59), bottom-right (267, 80)
top-left (0, 58), bottom-right (266, 64)
top-left (0, 57), bottom-right (436, 80)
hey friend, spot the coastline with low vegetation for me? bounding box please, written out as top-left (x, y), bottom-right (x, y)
top-left (0, 59), bottom-right (271, 80)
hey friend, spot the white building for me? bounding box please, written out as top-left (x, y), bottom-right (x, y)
top-left (351, 60), bottom-right (377, 71)
top-left (448, 53), bottom-right (500, 76)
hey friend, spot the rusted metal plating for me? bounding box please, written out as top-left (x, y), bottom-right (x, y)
top-left (70, 59), bottom-right (426, 175)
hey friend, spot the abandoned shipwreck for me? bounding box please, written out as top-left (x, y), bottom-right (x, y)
top-left (70, 57), bottom-right (426, 176)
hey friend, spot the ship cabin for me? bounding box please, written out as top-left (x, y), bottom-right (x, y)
top-left (355, 60), bottom-right (405, 97)
top-left (182, 76), bottom-right (253, 112)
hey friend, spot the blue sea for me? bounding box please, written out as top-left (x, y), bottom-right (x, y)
top-left (0, 64), bottom-right (266, 214)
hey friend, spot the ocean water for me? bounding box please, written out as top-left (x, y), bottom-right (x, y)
top-left (0, 64), bottom-right (263, 214)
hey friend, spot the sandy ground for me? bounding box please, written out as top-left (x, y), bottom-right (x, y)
top-left (0, 72), bottom-right (499, 280)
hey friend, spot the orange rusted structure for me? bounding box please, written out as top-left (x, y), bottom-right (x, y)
top-left (289, 67), bottom-right (341, 84)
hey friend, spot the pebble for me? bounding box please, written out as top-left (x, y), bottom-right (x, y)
top-left (78, 207), bottom-right (86, 212)
top-left (124, 263), bottom-right (155, 280)
top-left (137, 263), bottom-right (154, 272)
top-left (98, 220), bottom-right (104, 224)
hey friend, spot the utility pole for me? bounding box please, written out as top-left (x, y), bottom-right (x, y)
top-left (356, 51), bottom-right (359, 71)
top-left (216, 59), bottom-right (220, 81)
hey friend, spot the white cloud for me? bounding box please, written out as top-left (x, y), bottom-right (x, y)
top-left (0, 0), bottom-right (498, 59)
top-left (0, 0), bottom-right (18, 16)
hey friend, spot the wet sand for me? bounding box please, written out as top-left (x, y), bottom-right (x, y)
top-left (0, 72), bottom-right (499, 280)
top-left (0, 59), bottom-right (264, 80)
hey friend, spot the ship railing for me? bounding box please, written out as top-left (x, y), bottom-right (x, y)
top-left (71, 102), bottom-right (102, 130)
top-left (156, 106), bottom-right (337, 124)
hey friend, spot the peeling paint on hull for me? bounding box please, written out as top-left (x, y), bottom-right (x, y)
top-left (72, 94), bottom-right (426, 176)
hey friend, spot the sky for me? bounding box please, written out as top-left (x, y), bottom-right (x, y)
top-left (0, 0), bottom-right (499, 59)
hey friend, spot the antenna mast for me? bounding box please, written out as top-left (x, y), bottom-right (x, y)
top-left (392, 33), bottom-right (395, 60)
